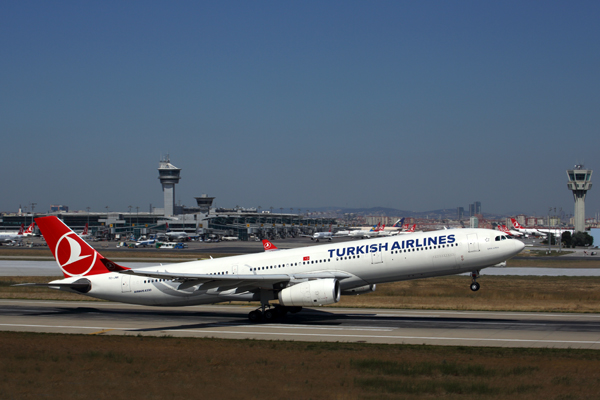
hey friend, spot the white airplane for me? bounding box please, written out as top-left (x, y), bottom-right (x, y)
top-left (221, 236), bottom-right (240, 241)
top-left (22, 222), bottom-right (36, 237)
top-left (510, 218), bottom-right (546, 237)
top-left (379, 218), bottom-right (405, 232)
top-left (161, 223), bottom-right (190, 241)
top-left (302, 225), bottom-right (335, 242)
top-left (0, 224), bottom-right (24, 244)
top-left (79, 223), bottom-right (92, 239)
top-left (386, 224), bottom-right (417, 236)
top-left (536, 226), bottom-right (574, 237)
top-left (16, 216), bottom-right (524, 322)
top-left (135, 237), bottom-right (156, 247)
top-left (498, 224), bottom-right (524, 237)
top-left (346, 223), bottom-right (384, 239)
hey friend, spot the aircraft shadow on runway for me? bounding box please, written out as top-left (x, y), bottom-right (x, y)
top-left (9, 305), bottom-right (600, 333)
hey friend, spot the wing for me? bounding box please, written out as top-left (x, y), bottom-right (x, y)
top-left (119, 269), bottom-right (353, 291)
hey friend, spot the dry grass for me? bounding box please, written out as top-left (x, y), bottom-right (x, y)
top-left (0, 332), bottom-right (599, 399)
top-left (508, 257), bottom-right (600, 268)
top-left (336, 276), bottom-right (600, 312)
top-left (4, 275), bottom-right (600, 313)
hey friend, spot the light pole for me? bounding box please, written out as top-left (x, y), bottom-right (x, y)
top-left (30, 203), bottom-right (36, 227)
top-left (86, 207), bottom-right (90, 233)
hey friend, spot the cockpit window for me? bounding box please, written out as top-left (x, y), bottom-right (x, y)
top-left (495, 236), bottom-right (500, 241)
top-left (501, 235), bottom-right (507, 240)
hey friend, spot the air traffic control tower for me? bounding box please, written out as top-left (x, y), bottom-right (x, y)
top-left (158, 156), bottom-right (181, 217)
top-left (567, 165), bottom-right (592, 232)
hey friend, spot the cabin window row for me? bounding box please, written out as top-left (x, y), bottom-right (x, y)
top-left (251, 262), bottom-right (299, 272)
top-left (389, 243), bottom-right (459, 254)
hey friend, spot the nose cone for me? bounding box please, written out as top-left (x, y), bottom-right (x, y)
top-left (514, 239), bottom-right (525, 254)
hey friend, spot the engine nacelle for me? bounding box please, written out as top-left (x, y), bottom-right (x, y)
top-left (341, 284), bottom-right (376, 296)
top-left (278, 279), bottom-right (340, 307)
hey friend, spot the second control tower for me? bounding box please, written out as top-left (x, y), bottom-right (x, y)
top-left (566, 165), bottom-right (592, 233)
top-left (158, 156), bottom-right (181, 217)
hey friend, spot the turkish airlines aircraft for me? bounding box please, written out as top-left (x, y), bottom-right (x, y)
top-left (22, 222), bottom-right (36, 237)
top-left (17, 216), bottom-right (524, 322)
top-left (160, 223), bottom-right (190, 241)
top-left (498, 225), bottom-right (524, 237)
top-left (79, 223), bottom-right (92, 239)
top-left (302, 225), bottom-right (334, 242)
top-left (0, 224), bottom-right (24, 243)
top-left (510, 218), bottom-right (546, 237)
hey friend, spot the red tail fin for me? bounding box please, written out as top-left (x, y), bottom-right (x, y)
top-left (82, 223), bottom-right (88, 235)
top-left (17, 224), bottom-right (24, 235)
top-left (510, 218), bottom-right (523, 229)
top-left (35, 216), bottom-right (129, 278)
top-left (24, 223), bottom-right (35, 235)
top-left (407, 224), bottom-right (416, 232)
top-left (262, 239), bottom-right (278, 251)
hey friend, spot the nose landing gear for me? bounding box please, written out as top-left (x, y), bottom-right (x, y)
top-left (470, 270), bottom-right (480, 292)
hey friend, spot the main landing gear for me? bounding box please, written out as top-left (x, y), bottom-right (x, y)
top-left (470, 270), bottom-right (480, 292)
top-left (248, 305), bottom-right (302, 322)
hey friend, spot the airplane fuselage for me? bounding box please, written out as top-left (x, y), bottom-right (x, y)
top-left (51, 228), bottom-right (523, 307)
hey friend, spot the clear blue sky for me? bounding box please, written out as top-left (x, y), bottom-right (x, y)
top-left (1, 1), bottom-right (599, 217)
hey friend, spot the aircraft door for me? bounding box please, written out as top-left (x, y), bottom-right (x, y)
top-left (467, 234), bottom-right (480, 253)
top-left (121, 275), bottom-right (131, 293)
top-left (371, 251), bottom-right (383, 264)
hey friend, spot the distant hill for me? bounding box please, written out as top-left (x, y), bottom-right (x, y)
top-left (303, 206), bottom-right (512, 220)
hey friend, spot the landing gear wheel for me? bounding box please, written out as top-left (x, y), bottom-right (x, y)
top-left (248, 310), bottom-right (262, 322)
top-left (470, 282), bottom-right (480, 292)
top-left (263, 309), bottom-right (276, 321)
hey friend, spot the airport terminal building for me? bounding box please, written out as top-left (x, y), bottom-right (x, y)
top-left (0, 158), bottom-right (337, 241)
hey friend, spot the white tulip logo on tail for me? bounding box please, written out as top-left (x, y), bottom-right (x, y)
top-left (55, 233), bottom-right (97, 277)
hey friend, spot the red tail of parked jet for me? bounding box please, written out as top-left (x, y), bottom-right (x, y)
top-left (262, 239), bottom-right (278, 251)
top-left (35, 216), bottom-right (129, 278)
top-left (23, 222), bottom-right (35, 236)
top-left (510, 218), bottom-right (523, 229)
top-left (17, 224), bottom-right (24, 235)
top-left (82, 223), bottom-right (88, 236)
top-left (406, 224), bottom-right (416, 233)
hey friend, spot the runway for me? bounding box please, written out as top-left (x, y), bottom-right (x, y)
top-left (2, 299), bottom-right (600, 349)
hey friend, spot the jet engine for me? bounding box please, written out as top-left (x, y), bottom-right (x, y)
top-left (341, 284), bottom-right (376, 295)
top-left (278, 279), bottom-right (340, 307)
